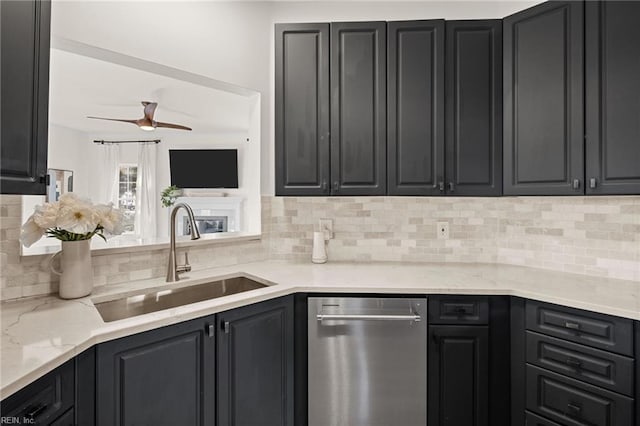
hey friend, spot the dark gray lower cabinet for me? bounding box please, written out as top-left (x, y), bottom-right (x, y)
top-left (515, 299), bottom-right (637, 426)
top-left (503, 1), bottom-right (584, 195)
top-left (526, 365), bottom-right (634, 426)
top-left (96, 316), bottom-right (216, 426)
top-left (217, 295), bottom-right (294, 426)
top-left (0, 350), bottom-right (95, 426)
top-left (0, 360), bottom-right (74, 425)
top-left (585, 1), bottom-right (640, 195)
top-left (428, 325), bottom-right (489, 426)
top-left (0, 0), bottom-right (51, 195)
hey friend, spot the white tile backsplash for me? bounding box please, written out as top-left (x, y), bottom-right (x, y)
top-left (1, 194), bottom-right (639, 300)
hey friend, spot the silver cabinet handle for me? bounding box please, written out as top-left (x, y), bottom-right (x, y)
top-left (564, 321), bottom-right (581, 330)
top-left (572, 179), bottom-right (581, 190)
top-left (317, 314), bottom-right (421, 322)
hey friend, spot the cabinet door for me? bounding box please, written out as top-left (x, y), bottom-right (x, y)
top-left (585, 1), bottom-right (640, 195)
top-left (503, 2), bottom-right (584, 195)
top-left (275, 23), bottom-right (330, 196)
top-left (331, 22), bottom-right (386, 195)
top-left (0, 0), bottom-right (50, 195)
top-left (428, 325), bottom-right (489, 426)
top-left (217, 296), bottom-right (294, 426)
top-left (387, 20), bottom-right (444, 195)
top-left (446, 20), bottom-right (502, 196)
top-left (96, 317), bottom-right (215, 426)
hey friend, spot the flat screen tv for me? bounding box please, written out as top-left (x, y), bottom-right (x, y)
top-left (170, 149), bottom-right (238, 188)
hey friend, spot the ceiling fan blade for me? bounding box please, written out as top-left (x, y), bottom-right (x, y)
top-left (142, 102), bottom-right (158, 120)
top-left (87, 116), bottom-right (139, 124)
top-left (155, 121), bottom-right (192, 131)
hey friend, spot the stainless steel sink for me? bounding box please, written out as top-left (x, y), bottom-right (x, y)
top-left (94, 276), bottom-right (269, 322)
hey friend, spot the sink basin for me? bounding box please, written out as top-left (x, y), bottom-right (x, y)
top-left (94, 276), bottom-right (269, 322)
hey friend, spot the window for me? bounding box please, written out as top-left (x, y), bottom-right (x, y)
top-left (118, 164), bottom-right (137, 233)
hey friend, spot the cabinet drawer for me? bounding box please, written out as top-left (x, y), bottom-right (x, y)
top-left (526, 365), bottom-right (634, 426)
top-left (526, 411), bottom-right (563, 426)
top-left (526, 331), bottom-right (634, 396)
top-left (526, 300), bottom-right (633, 356)
top-left (428, 296), bottom-right (489, 324)
top-left (1, 360), bottom-right (74, 425)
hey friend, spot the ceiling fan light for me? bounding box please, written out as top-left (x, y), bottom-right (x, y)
top-left (139, 125), bottom-right (155, 131)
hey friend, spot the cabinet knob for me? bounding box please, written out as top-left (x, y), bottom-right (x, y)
top-left (24, 403), bottom-right (47, 419)
top-left (333, 181), bottom-right (339, 192)
top-left (567, 402), bottom-right (582, 417)
top-left (39, 174), bottom-right (50, 185)
top-left (438, 181), bottom-right (445, 192)
top-left (321, 180), bottom-right (327, 191)
top-left (564, 321), bottom-right (580, 330)
top-left (589, 178), bottom-right (597, 189)
top-left (448, 182), bottom-right (455, 193)
top-left (572, 179), bottom-right (581, 190)
top-left (207, 324), bottom-right (215, 337)
top-left (565, 358), bottom-right (582, 370)
top-left (453, 306), bottom-right (467, 315)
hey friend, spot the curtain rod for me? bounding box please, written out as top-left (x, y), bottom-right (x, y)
top-left (93, 139), bottom-right (161, 144)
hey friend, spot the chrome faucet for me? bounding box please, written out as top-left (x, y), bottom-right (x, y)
top-left (166, 203), bottom-right (201, 282)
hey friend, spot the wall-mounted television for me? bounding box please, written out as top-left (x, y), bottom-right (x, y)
top-left (169, 149), bottom-right (238, 188)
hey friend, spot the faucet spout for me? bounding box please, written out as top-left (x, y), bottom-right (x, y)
top-left (166, 203), bottom-right (201, 282)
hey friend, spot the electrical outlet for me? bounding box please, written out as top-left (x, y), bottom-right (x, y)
top-left (319, 219), bottom-right (333, 240)
top-left (437, 222), bottom-right (449, 240)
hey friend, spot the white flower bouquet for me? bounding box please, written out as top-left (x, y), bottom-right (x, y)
top-left (21, 193), bottom-right (125, 247)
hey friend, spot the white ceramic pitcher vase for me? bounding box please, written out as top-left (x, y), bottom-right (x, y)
top-left (50, 240), bottom-right (93, 299)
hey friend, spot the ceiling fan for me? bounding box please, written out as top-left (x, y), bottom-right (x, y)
top-left (87, 101), bottom-right (192, 131)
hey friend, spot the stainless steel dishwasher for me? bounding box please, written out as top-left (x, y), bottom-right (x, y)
top-left (308, 296), bottom-right (427, 426)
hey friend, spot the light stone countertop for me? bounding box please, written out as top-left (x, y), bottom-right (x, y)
top-left (2, 260), bottom-right (639, 399)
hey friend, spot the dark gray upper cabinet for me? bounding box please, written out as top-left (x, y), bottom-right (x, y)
top-left (217, 296), bottom-right (294, 426)
top-left (0, 0), bottom-right (50, 195)
top-left (503, 1), bottom-right (584, 195)
top-left (96, 316), bottom-right (216, 426)
top-left (585, 1), bottom-right (640, 195)
top-left (446, 20), bottom-right (502, 196)
top-left (331, 22), bottom-right (387, 195)
top-left (387, 20), bottom-right (444, 195)
top-left (275, 23), bottom-right (330, 196)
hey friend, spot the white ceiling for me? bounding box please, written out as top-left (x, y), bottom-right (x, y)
top-left (48, 48), bottom-right (254, 136)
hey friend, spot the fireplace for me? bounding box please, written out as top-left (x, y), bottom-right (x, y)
top-left (183, 216), bottom-right (228, 235)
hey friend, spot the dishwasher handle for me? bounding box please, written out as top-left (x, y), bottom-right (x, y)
top-left (317, 313), bottom-right (421, 322)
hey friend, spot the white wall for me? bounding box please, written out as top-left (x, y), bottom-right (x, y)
top-left (22, 124), bottom-right (92, 252)
top-left (47, 124), bottom-right (91, 197)
top-left (50, 1), bottom-right (538, 196)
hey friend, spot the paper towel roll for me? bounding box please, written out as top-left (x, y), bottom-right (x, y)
top-left (311, 231), bottom-right (327, 264)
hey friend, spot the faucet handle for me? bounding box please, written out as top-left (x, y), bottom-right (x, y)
top-left (176, 252), bottom-right (192, 274)
top-left (183, 252), bottom-right (192, 272)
